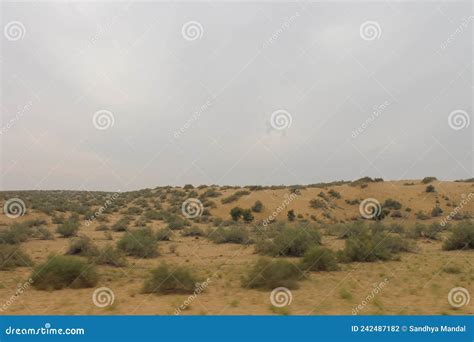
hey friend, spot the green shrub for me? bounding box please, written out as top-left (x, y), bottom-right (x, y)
top-left (242, 258), bottom-right (302, 289)
top-left (142, 263), bottom-right (200, 294)
top-left (35, 226), bottom-right (54, 240)
top-left (251, 200), bottom-right (263, 213)
top-left (117, 227), bottom-right (159, 258)
top-left (340, 229), bottom-right (413, 262)
top-left (111, 217), bottom-right (130, 232)
top-left (443, 222), bottom-right (474, 250)
top-left (0, 224), bottom-right (31, 244)
top-left (383, 199), bottom-right (402, 210)
top-left (0, 244), bottom-right (32, 270)
top-left (66, 235), bottom-right (99, 256)
top-left (56, 220), bottom-right (80, 237)
top-left (31, 256), bottom-right (98, 290)
top-left (91, 245), bottom-right (127, 267)
top-left (221, 190), bottom-right (251, 204)
top-left (415, 211), bottom-right (430, 220)
top-left (230, 207), bottom-right (243, 221)
top-left (422, 177), bottom-right (437, 184)
top-left (166, 215), bottom-right (190, 230)
top-left (328, 189), bottom-right (341, 199)
top-left (181, 226), bottom-right (205, 237)
top-left (242, 209), bottom-right (254, 223)
top-left (431, 206), bottom-right (443, 217)
top-left (309, 199), bottom-right (327, 209)
top-left (300, 247), bottom-right (339, 272)
top-left (287, 210), bottom-right (296, 222)
top-left (156, 228), bottom-right (173, 241)
top-left (255, 224), bottom-right (321, 257)
top-left (208, 226), bottom-right (249, 244)
top-left (95, 224), bottom-right (109, 231)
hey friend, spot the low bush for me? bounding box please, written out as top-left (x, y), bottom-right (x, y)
top-left (340, 228), bottom-right (413, 262)
top-left (66, 235), bottom-right (99, 256)
top-left (111, 217), bottom-right (130, 232)
top-left (255, 224), bottom-right (321, 257)
top-left (56, 219), bottom-right (80, 238)
top-left (300, 247), bottom-right (339, 272)
top-left (383, 199), bottom-right (402, 210)
top-left (328, 189), bottom-right (341, 199)
top-left (221, 190), bottom-right (251, 204)
top-left (208, 226), bottom-right (249, 244)
top-left (251, 200), bottom-right (263, 213)
top-left (31, 256), bottom-right (98, 290)
top-left (443, 222), bottom-right (474, 250)
top-left (431, 206), bottom-right (443, 217)
top-left (287, 210), bottom-right (296, 222)
top-left (91, 245), bottom-right (127, 267)
top-left (241, 258), bottom-right (302, 289)
top-left (142, 263), bottom-right (200, 294)
top-left (95, 224), bottom-right (109, 231)
top-left (0, 244), bottom-right (32, 270)
top-left (0, 224), bottom-right (31, 244)
top-left (117, 227), bottom-right (159, 258)
top-left (426, 185), bottom-right (435, 193)
top-left (156, 228), bottom-right (173, 241)
top-left (181, 226), bottom-right (205, 237)
top-left (422, 177), bottom-right (437, 184)
top-left (309, 199), bottom-right (327, 209)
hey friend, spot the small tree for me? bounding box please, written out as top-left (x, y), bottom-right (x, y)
top-left (230, 207), bottom-right (243, 221)
top-left (251, 200), bottom-right (263, 213)
top-left (287, 210), bottom-right (296, 222)
top-left (242, 209), bottom-right (254, 223)
top-left (431, 206), bottom-right (443, 217)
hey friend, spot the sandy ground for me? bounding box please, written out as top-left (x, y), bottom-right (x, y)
top-left (0, 180), bottom-right (472, 315)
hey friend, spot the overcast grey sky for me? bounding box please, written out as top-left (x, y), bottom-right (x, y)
top-left (1, 1), bottom-right (472, 191)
